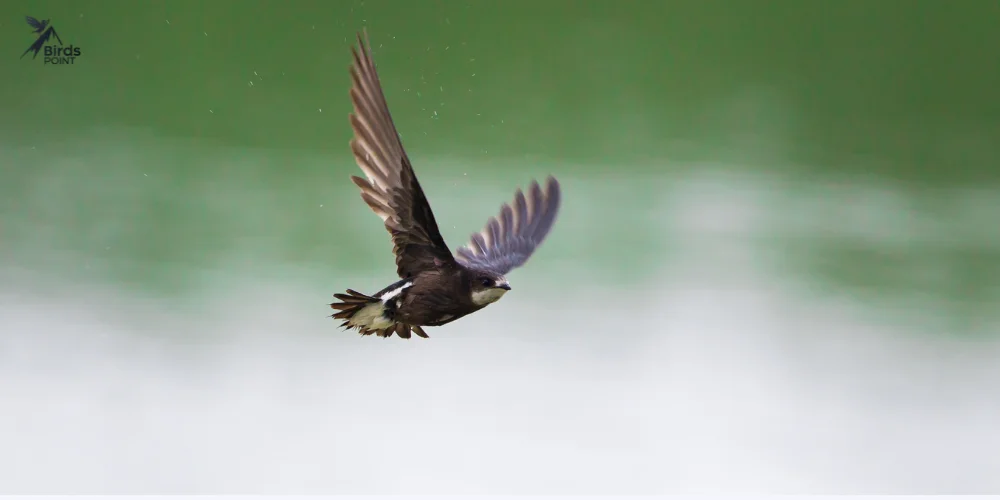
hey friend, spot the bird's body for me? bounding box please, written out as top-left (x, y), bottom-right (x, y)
top-left (330, 30), bottom-right (561, 339)
top-left (333, 264), bottom-right (508, 338)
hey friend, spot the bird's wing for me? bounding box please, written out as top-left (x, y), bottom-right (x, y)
top-left (25, 17), bottom-right (43, 30)
top-left (454, 176), bottom-right (561, 275)
top-left (347, 29), bottom-right (455, 278)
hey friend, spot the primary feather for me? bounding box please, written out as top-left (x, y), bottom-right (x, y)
top-left (347, 29), bottom-right (456, 278)
top-left (455, 176), bottom-right (561, 275)
top-left (347, 30), bottom-right (561, 280)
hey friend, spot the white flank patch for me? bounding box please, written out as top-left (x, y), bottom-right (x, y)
top-left (380, 281), bottom-right (413, 303)
top-left (471, 287), bottom-right (507, 306)
top-left (347, 302), bottom-right (394, 330)
top-left (344, 281), bottom-right (413, 330)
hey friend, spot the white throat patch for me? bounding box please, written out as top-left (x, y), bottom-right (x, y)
top-left (471, 287), bottom-right (508, 306)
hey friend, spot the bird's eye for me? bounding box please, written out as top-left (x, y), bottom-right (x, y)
top-left (479, 277), bottom-right (493, 287)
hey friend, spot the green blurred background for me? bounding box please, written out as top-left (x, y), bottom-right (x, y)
top-left (2, 0), bottom-right (997, 330)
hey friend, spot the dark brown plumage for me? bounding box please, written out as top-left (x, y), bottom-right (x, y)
top-left (329, 29), bottom-right (562, 339)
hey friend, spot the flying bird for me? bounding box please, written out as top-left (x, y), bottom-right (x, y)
top-left (21, 16), bottom-right (62, 60)
top-left (330, 30), bottom-right (562, 339)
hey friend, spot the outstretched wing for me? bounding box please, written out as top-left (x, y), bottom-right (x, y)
top-left (347, 29), bottom-right (455, 278)
top-left (455, 176), bottom-right (561, 275)
top-left (25, 17), bottom-right (44, 30)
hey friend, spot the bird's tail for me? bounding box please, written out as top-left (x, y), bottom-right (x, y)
top-left (329, 289), bottom-right (429, 339)
top-left (330, 288), bottom-right (380, 328)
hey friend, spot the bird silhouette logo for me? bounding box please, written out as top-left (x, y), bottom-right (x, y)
top-left (21, 16), bottom-right (63, 60)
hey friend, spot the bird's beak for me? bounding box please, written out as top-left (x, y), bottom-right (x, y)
top-left (497, 282), bottom-right (511, 291)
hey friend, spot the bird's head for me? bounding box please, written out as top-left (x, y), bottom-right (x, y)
top-left (469, 271), bottom-right (511, 306)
